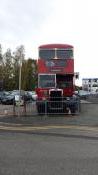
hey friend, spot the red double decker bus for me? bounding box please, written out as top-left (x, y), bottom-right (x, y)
top-left (36, 44), bottom-right (79, 114)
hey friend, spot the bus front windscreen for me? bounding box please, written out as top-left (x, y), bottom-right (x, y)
top-left (39, 74), bottom-right (56, 88)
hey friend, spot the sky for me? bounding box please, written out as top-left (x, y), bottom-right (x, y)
top-left (0, 0), bottom-right (98, 85)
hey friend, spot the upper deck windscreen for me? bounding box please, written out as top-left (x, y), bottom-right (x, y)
top-left (39, 49), bottom-right (73, 60)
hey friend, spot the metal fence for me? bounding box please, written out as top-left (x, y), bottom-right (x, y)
top-left (0, 99), bottom-right (80, 117)
top-left (0, 94), bottom-right (98, 117)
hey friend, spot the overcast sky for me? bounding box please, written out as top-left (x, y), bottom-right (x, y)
top-left (0, 0), bottom-right (98, 85)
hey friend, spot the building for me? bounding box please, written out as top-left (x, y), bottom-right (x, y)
top-left (82, 78), bottom-right (98, 92)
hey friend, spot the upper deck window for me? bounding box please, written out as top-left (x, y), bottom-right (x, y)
top-left (39, 49), bottom-right (73, 60)
top-left (39, 49), bottom-right (55, 60)
top-left (57, 49), bottom-right (73, 59)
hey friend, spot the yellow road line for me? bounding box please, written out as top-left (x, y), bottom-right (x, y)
top-left (0, 125), bottom-right (98, 132)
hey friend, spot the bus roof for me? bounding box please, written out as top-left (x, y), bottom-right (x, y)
top-left (39, 44), bottom-right (73, 49)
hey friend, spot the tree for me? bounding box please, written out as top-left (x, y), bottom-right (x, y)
top-left (0, 44), bottom-right (37, 91)
top-left (21, 58), bottom-right (37, 90)
top-left (0, 44), bottom-right (4, 90)
top-left (3, 49), bottom-right (13, 90)
top-left (0, 44), bottom-right (3, 63)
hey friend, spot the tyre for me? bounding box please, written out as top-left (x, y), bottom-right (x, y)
top-left (36, 102), bottom-right (45, 115)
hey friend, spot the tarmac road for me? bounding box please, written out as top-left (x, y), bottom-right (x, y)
top-left (0, 128), bottom-right (98, 175)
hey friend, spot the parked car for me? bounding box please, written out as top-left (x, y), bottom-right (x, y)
top-left (28, 91), bottom-right (37, 101)
top-left (11, 90), bottom-right (33, 105)
top-left (0, 91), bottom-right (4, 103)
top-left (0, 91), bottom-right (11, 104)
top-left (77, 90), bottom-right (91, 100)
top-left (0, 90), bottom-right (38, 105)
top-left (1, 94), bottom-right (15, 105)
top-left (24, 91), bottom-right (33, 102)
top-left (11, 90), bottom-right (26, 105)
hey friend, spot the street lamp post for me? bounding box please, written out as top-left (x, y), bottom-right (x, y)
top-left (18, 51), bottom-right (23, 116)
top-left (19, 56), bottom-right (22, 102)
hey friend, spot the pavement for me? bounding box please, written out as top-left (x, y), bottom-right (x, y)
top-left (0, 115), bottom-right (81, 126)
top-left (0, 118), bottom-right (98, 141)
top-left (0, 113), bottom-right (98, 135)
top-left (0, 116), bottom-right (98, 142)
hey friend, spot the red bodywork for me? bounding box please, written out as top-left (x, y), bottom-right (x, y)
top-left (36, 87), bottom-right (74, 100)
top-left (39, 43), bottom-right (73, 49)
top-left (36, 44), bottom-right (74, 99)
top-left (37, 59), bottom-right (74, 74)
